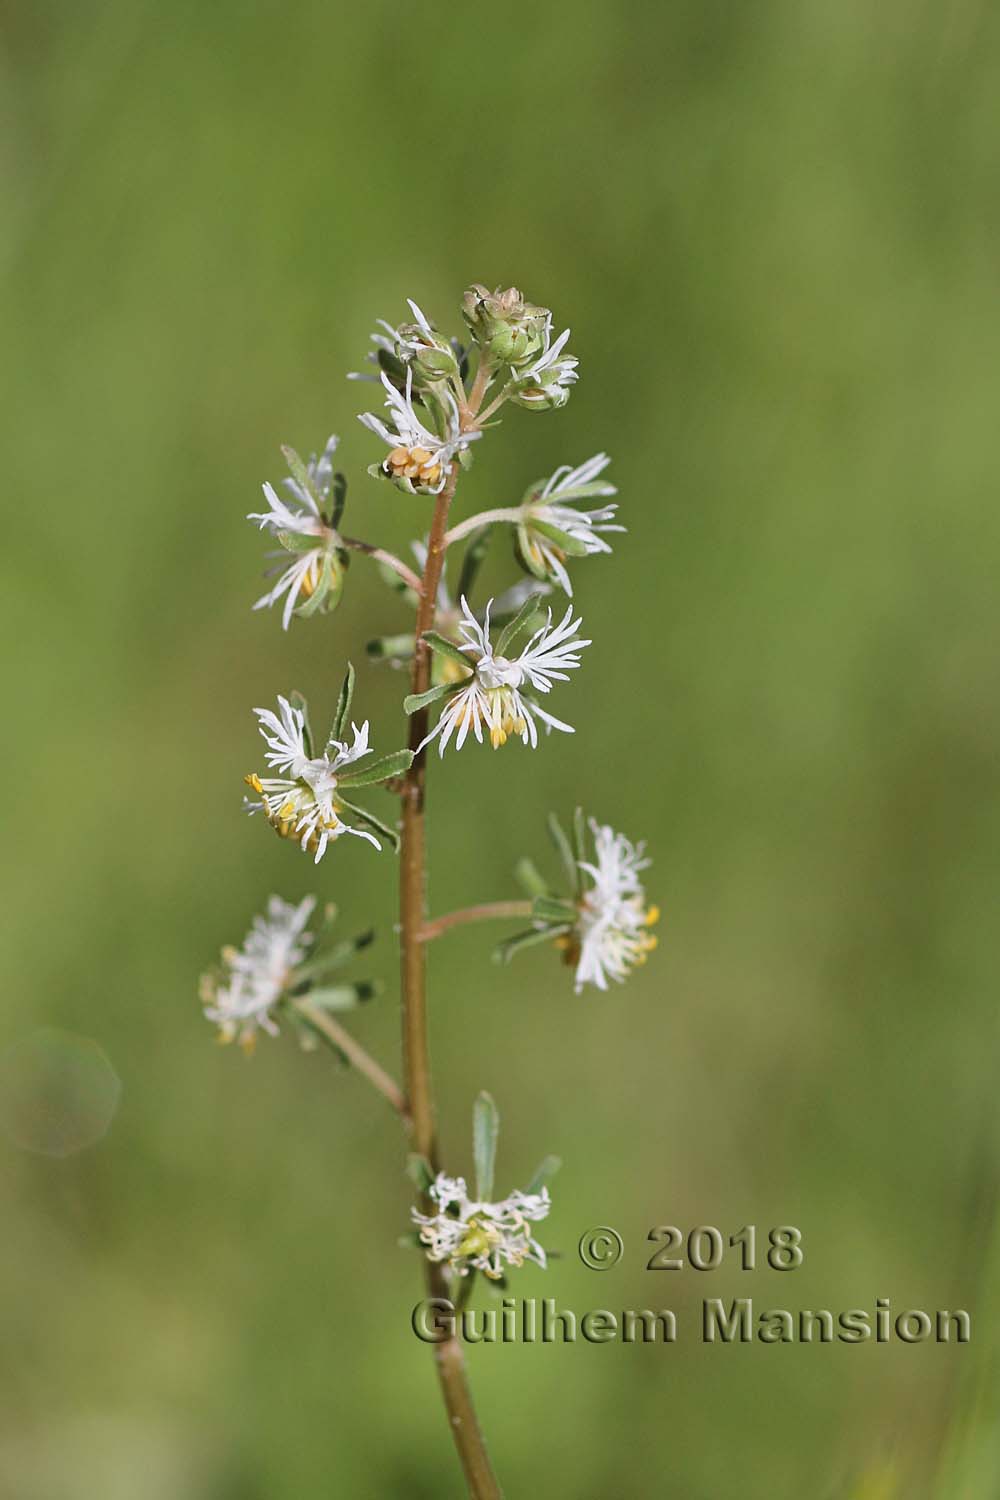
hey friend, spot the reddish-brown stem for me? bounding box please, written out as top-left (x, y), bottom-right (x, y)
top-left (418, 901), bottom-right (534, 944)
top-left (398, 436), bottom-right (502, 1498)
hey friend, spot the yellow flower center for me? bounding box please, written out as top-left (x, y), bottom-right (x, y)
top-left (386, 445), bottom-right (443, 489)
top-left (487, 691), bottom-right (527, 750)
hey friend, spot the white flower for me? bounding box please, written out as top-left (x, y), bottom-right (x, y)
top-left (201, 895), bottom-right (316, 1049)
top-left (358, 369), bottom-right (478, 494)
top-left (518, 452), bottom-right (623, 594)
top-left (412, 1172), bottom-right (550, 1279)
top-left (248, 438), bottom-right (343, 629)
top-left (421, 597), bottom-right (591, 755)
top-left (510, 318), bottom-right (579, 408)
top-left (245, 696), bottom-right (382, 860)
top-left (573, 820), bottom-right (658, 992)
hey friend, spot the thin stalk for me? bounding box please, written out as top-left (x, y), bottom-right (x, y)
top-left (443, 508), bottom-right (523, 549)
top-left (341, 536), bottom-right (423, 594)
top-left (294, 1000), bottom-right (407, 1119)
top-left (399, 447), bottom-right (503, 1498)
top-left (419, 901), bottom-right (534, 944)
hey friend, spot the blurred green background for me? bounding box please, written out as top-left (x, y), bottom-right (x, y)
top-left (2, 1), bottom-right (999, 1495)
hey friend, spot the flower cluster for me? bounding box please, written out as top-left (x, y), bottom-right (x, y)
top-left (413, 1172), bottom-right (550, 1280)
top-left (498, 812), bottom-right (659, 994)
top-left (360, 369), bottom-right (477, 496)
top-left (249, 437), bottom-right (349, 629)
top-left (407, 596), bottom-right (590, 754)
top-left (208, 281), bottom-right (657, 1331)
top-left (200, 896), bottom-right (376, 1052)
top-left (514, 452), bottom-right (621, 595)
top-left (244, 674), bottom-right (412, 862)
top-left (410, 1092), bottom-right (556, 1281)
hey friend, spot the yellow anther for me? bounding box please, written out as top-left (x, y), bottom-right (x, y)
top-left (298, 559), bottom-right (319, 599)
top-left (245, 773), bottom-right (263, 793)
top-left (645, 905), bottom-right (661, 926)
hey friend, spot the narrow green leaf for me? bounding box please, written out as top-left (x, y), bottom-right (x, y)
top-left (473, 1091), bottom-right (500, 1202)
top-left (547, 812), bottom-right (577, 890)
top-left (532, 895), bottom-right (577, 925)
top-left (514, 856), bottom-right (550, 899)
top-left (303, 980), bottom-right (379, 1012)
top-left (293, 570), bottom-right (334, 618)
top-left (277, 528), bottom-right (320, 554)
top-left (281, 444), bottom-right (325, 510)
top-left (422, 631), bottom-right (474, 670)
top-left (572, 806), bottom-right (588, 874)
top-left (337, 795), bottom-right (400, 850)
top-left (367, 633), bottom-right (416, 661)
top-left (328, 661), bottom-right (356, 745)
top-left (290, 690), bottom-right (314, 758)
top-left (457, 525), bottom-right (493, 601)
top-left (292, 930), bottom-right (375, 983)
top-left (525, 1155), bottom-right (562, 1195)
top-left (406, 1153), bottom-right (435, 1193)
top-left (495, 591), bottom-right (545, 657)
top-left (527, 519), bottom-right (590, 557)
top-left (404, 681), bottom-right (451, 715)
top-left (493, 924), bottom-right (570, 965)
top-left (336, 748), bottom-right (413, 789)
top-left (329, 471), bottom-right (347, 530)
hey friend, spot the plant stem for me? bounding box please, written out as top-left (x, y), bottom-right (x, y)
top-left (442, 508), bottom-right (523, 549)
top-left (418, 901), bottom-right (534, 944)
top-left (341, 536), bottom-right (423, 594)
top-left (399, 452), bottom-right (503, 1499)
top-left (293, 1000), bottom-right (407, 1118)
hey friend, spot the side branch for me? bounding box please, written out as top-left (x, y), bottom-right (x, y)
top-left (294, 1000), bottom-right (408, 1119)
top-left (341, 536), bottom-right (423, 594)
top-left (418, 901), bottom-right (534, 943)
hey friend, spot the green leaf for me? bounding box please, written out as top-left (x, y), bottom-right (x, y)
top-left (495, 591), bottom-right (545, 657)
top-left (303, 980), bottom-right (380, 1011)
top-left (457, 525), bottom-right (493, 601)
top-left (406, 1153), bottom-right (435, 1193)
top-left (473, 1091), bottom-right (500, 1202)
top-left (572, 806), bottom-right (588, 871)
top-left (337, 748), bottom-right (413, 789)
top-left (293, 569), bottom-right (334, 618)
top-left (276, 528), bottom-right (320, 554)
top-left (532, 895), bottom-right (577, 925)
top-left (526, 519), bottom-right (590, 557)
top-left (329, 471), bottom-right (347, 530)
top-left (404, 681), bottom-right (451, 715)
top-left (336, 795), bottom-right (400, 850)
top-left (493, 924), bottom-right (570, 965)
top-left (289, 690), bottom-right (314, 758)
top-left (547, 812), bottom-right (577, 891)
top-left (328, 661), bottom-right (355, 745)
top-left (514, 856), bottom-right (550, 899)
top-left (367, 633), bottom-right (416, 661)
top-left (422, 631), bottom-right (473, 670)
top-left (524, 1155), bottom-right (561, 1195)
top-left (281, 444), bottom-right (320, 506)
top-left (292, 930), bottom-right (375, 983)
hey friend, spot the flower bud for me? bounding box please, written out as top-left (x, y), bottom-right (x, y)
top-left (509, 376), bottom-right (572, 411)
top-left (396, 321), bottom-right (461, 383)
top-left (461, 284), bottom-right (550, 366)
